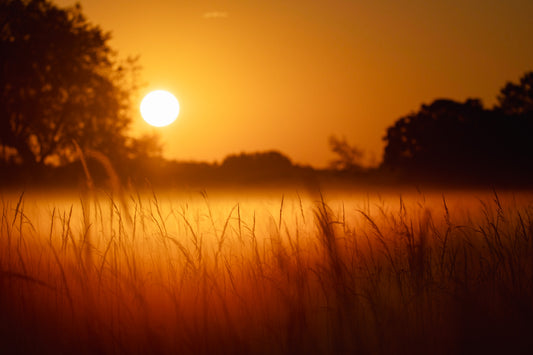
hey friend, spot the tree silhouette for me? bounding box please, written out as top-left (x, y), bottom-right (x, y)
top-left (219, 151), bottom-right (295, 182)
top-left (497, 71), bottom-right (533, 116)
top-left (383, 71), bottom-right (533, 182)
top-left (328, 135), bottom-right (364, 171)
top-left (0, 0), bottom-right (136, 167)
top-left (383, 99), bottom-right (488, 172)
top-left (221, 151), bottom-right (293, 172)
top-left (381, 97), bottom-right (528, 180)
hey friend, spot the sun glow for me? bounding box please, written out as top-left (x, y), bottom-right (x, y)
top-left (140, 90), bottom-right (180, 127)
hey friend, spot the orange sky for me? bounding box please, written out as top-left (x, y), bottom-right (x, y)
top-left (54, 0), bottom-right (533, 168)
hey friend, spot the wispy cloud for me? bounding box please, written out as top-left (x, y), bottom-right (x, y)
top-left (203, 11), bottom-right (229, 19)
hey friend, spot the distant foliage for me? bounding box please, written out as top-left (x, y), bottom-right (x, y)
top-left (220, 151), bottom-right (300, 183)
top-left (382, 72), bottom-right (533, 181)
top-left (221, 151), bottom-right (293, 172)
top-left (498, 71), bottom-right (533, 116)
top-left (328, 135), bottom-right (364, 171)
top-left (0, 0), bottom-right (149, 167)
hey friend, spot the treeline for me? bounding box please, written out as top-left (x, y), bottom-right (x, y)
top-left (381, 72), bottom-right (533, 184)
top-left (0, 148), bottom-right (391, 189)
top-left (0, 151), bottom-right (317, 188)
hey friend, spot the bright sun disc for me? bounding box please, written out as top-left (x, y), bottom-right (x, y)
top-left (140, 90), bottom-right (180, 127)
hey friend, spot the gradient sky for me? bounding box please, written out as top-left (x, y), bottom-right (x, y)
top-left (54, 0), bottom-right (533, 167)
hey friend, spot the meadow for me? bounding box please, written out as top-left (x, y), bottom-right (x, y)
top-left (1, 187), bottom-right (533, 354)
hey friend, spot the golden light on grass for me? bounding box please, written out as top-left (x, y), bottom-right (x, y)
top-left (140, 90), bottom-right (180, 127)
top-left (2, 190), bottom-right (533, 353)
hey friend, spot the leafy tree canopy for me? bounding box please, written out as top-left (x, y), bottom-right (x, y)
top-left (328, 135), bottom-right (364, 171)
top-left (498, 71), bottom-right (533, 116)
top-left (0, 0), bottom-right (143, 167)
top-left (382, 71), bottom-right (533, 179)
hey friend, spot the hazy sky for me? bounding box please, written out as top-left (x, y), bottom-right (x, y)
top-left (54, 0), bottom-right (533, 167)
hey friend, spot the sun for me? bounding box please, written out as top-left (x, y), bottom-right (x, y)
top-left (140, 90), bottom-right (180, 127)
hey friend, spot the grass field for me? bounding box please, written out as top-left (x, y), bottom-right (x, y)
top-left (1, 187), bottom-right (533, 354)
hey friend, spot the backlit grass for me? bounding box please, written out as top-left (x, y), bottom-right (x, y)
top-left (1, 188), bottom-right (532, 354)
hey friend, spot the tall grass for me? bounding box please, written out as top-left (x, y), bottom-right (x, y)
top-left (1, 189), bottom-right (532, 354)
